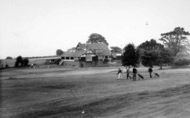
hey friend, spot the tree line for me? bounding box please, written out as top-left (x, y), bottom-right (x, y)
top-left (73, 27), bottom-right (190, 68)
top-left (122, 27), bottom-right (190, 69)
top-left (6, 26), bottom-right (189, 68)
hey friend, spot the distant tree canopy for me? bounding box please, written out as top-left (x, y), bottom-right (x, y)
top-left (138, 39), bottom-right (172, 69)
top-left (56, 49), bottom-right (64, 56)
top-left (111, 46), bottom-right (122, 53)
top-left (87, 33), bottom-right (109, 45)
top-left (15, 56), bottom-right (29, 67)
top-left (122, 44), bottom-right (139, 67)
top-left (160, 27), bottom-right (190, 57)
top-left (6, 56), bottom-right (13, 59)
top-left (158, 48), bottom-right (173, 66)
top-left (138, 39), bottom-right (164, 51)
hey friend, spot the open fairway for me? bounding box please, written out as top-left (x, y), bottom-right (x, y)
top-left (1, 67), bottom-right (190, 118)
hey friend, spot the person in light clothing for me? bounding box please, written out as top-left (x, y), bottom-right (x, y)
top-left (117, 68), bottom-right (123, 79)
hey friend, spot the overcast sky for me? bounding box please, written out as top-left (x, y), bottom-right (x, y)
top-left (0, 0), bottom-right (190, 59)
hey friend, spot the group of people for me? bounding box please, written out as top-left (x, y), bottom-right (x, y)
top-left (117, 66), bottom-right (155, 80)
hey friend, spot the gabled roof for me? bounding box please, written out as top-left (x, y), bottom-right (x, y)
top-left (76, 42), bottom-right (86, 50)
top-left (62, 42), bottom-right (111, 57)
top-left (86, 43), bottom-right (111, 56)
top-left (63, 48), bottom-right (86, 57)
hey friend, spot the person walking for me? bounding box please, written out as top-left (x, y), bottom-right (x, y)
top-left (132, 67), bottom-right (137, 81)
top-left (148, 66), bottom-right (153, 78)
top-left (117, 68), bottom-right (123, 79)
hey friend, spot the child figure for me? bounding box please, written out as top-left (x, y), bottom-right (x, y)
top-left (117, 68), bottom-right (123, 79)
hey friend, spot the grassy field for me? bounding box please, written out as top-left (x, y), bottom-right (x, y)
top-left (1, 67), bottom-right (190, 118)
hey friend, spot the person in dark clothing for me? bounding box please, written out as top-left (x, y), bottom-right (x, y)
top-left (132, 67), bottom-right (137, 81)
top-left (148, 67), bottom-right (153, 78)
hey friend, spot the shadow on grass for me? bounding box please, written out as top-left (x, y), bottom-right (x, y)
top-left (42, 84), bottom-right (75, 89)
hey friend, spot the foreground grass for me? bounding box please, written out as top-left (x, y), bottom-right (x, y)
top-left (16, 84), bottom-right (190, 118)
top-left (1, 67), bottom-right (190, 118)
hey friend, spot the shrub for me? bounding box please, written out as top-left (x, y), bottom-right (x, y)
top-left (15, 56), bottom-right (23, 67)
top-left (173, 59), bottom-right (190, 66)
top-left (22, 58), bottom-right (29, 66)
top-left (15, 56), bottom-right (29, 67)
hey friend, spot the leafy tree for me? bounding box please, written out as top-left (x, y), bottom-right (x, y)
top-left (141, 49), bottom-right (173, 69)
top-left (141, 50), bottom-right (158, 67)
top-left (122, 44), bottom-right (139, 67)
top-left (157, 48), bottom-right (173, 69)
top-left (138, 39), bottom-right (173, 69)
top-left (160, 27), bottom-right (190, 57)
top-left (56, 49), bottom-right (64, 56)
top-left (87, 33), bottom-right (109, 45)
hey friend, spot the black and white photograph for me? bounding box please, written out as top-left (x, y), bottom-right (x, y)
top-left (1, 0), bottom-right (190, 118)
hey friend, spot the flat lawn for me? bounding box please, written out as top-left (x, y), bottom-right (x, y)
top-left (1, 67), bottom-right (190, 118)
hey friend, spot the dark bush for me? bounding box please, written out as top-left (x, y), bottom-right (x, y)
top-left (15, 56), bottom-right (23, 67)
top-left (22, 58), bottom-right (29, 66)
top-left (173, 59), bottom-right (190, 66)
top-left (103, 58), bottom-right (109, 64)
top-left (15, 56), bottom-right (29, 67)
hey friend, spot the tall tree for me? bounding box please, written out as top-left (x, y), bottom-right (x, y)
top-left (56, 49), bottom-right (64, 56)
top-left (157, 48), bottom-right (173, 69)
top-left (122, 44), bottom-right (139, 67)
top-left (87, 33), bottom-right (109, 45)
top-left (160, 27), bottom-right (190, 57)
top-left (141, 50), bottom-right (158, 67)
